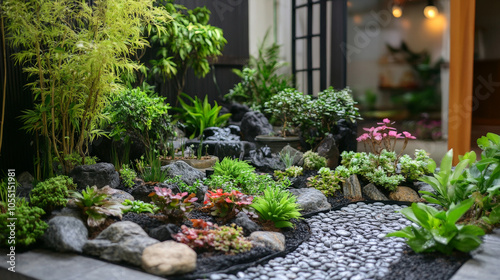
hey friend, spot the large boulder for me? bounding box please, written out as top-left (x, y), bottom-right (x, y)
top-left (141, 241), bottom-right (197, 276)
top-left (70, 162), bottom-right (120, 190)
top-left (43, 216), bottom-right (88, 253)
top-left (249, 231), bottom-right (286, 252)
top-left (289, 188), bottom-right (331, 213)
top-left (343, 175), bottom-right (363, 199)
top-left (83, 221), bottom-right (159, 266)
top-left (389, 186), bottom-right (421, 202)
top-left (316, 134), bottom-right (340, 169)
top-left (240, 111), bottom-right (273, 142)
top-left (162, 161), bottom-right (205, 186)
top-left (363, 183), bottom-right (389, 201)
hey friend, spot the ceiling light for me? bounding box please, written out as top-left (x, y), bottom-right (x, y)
top-left (392, 4), bottom-right (403, 18)
top-left (424, 0), bottom-right (438, 19)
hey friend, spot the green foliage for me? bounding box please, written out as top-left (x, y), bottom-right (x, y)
top-left (340, 149), bottom-right (434, 192)
top-left (213, 157), bottom-right (255, 179)
top-left (303, 151), bottom-right (327, 170)
top-left (53, 152), bottom-right (99, 173)
top-left (274, 166), bottom-right (303, 181)
top-left (173, 219), bottom-right (252, 254)
top-left (176, 94), bottom-right (231, 139)
top-left (119, 165), bottom-right (137, 188)
top-left (419, 149), bottom-right (474, 209)
top-left (164, 176), bottom-right (199, 194)
top-left (149, 2), bottom-right (227, 97)
top-left (0, 199), bottom-right (48, 247)
top-left (30, 175), bottom-right (75, 212)
top-left (71, 186), bottom-right (127, 227)
top-left (279, 149), bottom-right (298, 169)
top-left (149, 187), bottom-right (197, 223)
top-left (4, 0), bottom-right (171, 176)
top-left (105, 87), bottom-right (174, 150)
top-left (264, 88), bottom-right (311, 136)
top-left (136, 151), bottom-right (169, 183)
top-left (306, 167), bottom-right (343, 196)
top-left (122, 199), bottom-right (158, 214)
top-left (251, 187), bottom-right (302, 228)
top-left (387, 199), bottom-right (484, 254)
top-left (202, 189), bottom-right (253, 220)
top-left (225, 32), bottom-right (293, 112)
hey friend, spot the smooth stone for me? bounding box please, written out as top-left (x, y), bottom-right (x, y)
top-left (141, 241), bottom-right (196, 276)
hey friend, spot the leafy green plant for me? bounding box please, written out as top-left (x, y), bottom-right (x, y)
top-left (149, 187), bottom-right (197, 223)
top-left (173, 219), bottom-right (252, 254)
top-left (0, 199), bottom-right (48, 247)
top-left (264, 88), bottom-right (311, 136)
top-left (71, 186), bottom-right (127, 227)
top-left (303, 151), bottom-right (327, 170)
top-left (202, 189), bottom-right (253, 221)
top-left (164, 176), bottom-right (198, 194)
top-left (105, 87), bottom-right (175, 150)
top-left (53, 152), bottom-right (99, 173)
top-left (419, 149), bottom-right (474, 209)
top-left (30, 175), bottom-right (75, 212)
top-left (274, 166), bottom-right (303, 181)
top-left (119, 164), bottom-right (137, 189)
top-left (122, 199), bottom-right (158, 214)
top-left (149, 2), bottom-right (227, 100)
top-left (251, 187), bottom-right (302, 228)
top-left (213, 157), bottom-right (255, 179)
top-left (225, 31), bottom-right (293, 112)
top-left (136, 150), bottom-right (169, 183)
top-left (4, 0), bottom-right (170, 176)
top-left (307, 167), bottom-right (344, 196)
top-left (176, 94), bottom-right (231, 139)
top-left (279, 150), bottom-right (298, 169)
top-left (386, 199), bottom-right (484, 254)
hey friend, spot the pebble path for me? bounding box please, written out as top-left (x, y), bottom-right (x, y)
top-left (209, 202), bottom-right (411, 280)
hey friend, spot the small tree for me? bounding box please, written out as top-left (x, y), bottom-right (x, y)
top-left (149, 1), bottom-right (227, 103)
top-left (2, 0), bottom-right (171, 177)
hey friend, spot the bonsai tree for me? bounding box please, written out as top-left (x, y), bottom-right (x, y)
top-left (149, 1), bottom-right (227, 103)
top-left (264, 88), bottom-right (311, 137)
top-left (3, 0), bottom-right (171, 177)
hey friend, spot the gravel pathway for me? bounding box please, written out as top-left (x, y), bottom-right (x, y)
top-left (209, 202), bottom-right (411, 280)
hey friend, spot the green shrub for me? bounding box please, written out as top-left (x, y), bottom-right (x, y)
top-left (30, 175), bottom-right (75, 212)
top-left (213, 157), bottom-right (255, 179)
top-left (274, 166), bottom-right (303, 181)
top-left (387, 199), bottom-right (484, 254)
top-left (303, 151), bottom-right (327, 170)
top-left (176, 94), bottom-right (231, 139)
top-left (164, 175), bottom-right (199, 194)
top-left (306, 167), bottom-right (343, 196)
top-left (0, 200), bottom-right (48, 247)
top-left (71, 186), bottom-right (127, 227)
top-left (119, 164), bottom-right (137, 188)
top-left (264, 88), bottom-right (311, 136)
top-left (122, 199), bottom-right (158, 214)
top-left (251, 187), bottom-right (302, 228)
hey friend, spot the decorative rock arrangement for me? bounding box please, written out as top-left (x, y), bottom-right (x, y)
top-left (43, 216), bottom-right (88, 253)
top-left (240, 111), bottom-right (273, 142)
top-left (141, 241), bottom-right (197, 276)
top-left (70, 162), bottom-right (120, 190)
top-left (83, 221), bottom-right (159, 266)
top-left (388, 186), bottom-right (421, 202)
top-left (363, 183), bottom-right (389, 201)
top-left (316, 134), bottom-right (340, 169)
top-left (289, 188), bottom-right (331, 213)
top-left (249, 231), bottom-right (286, 252)
top-left (246, 146), bottom-right (285, 172)
top-left (343, 175), bottom-right (363, 199)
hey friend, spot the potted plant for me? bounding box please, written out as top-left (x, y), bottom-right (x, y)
top-left (257, 88), bottom-right (310, 152)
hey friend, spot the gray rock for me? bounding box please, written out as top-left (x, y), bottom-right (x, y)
top-left (162, 161), bottom-right (205, 186)
top-left (16, 171), bottom-right (34, 200)
top-left (363, 183), bottom-right (389, 201)
top-left (70, 162), bottom-right (120, 190)
top-left (316, 134), bottom-right (340, 169)
top-left (280, 145), bottom-right (304, 166)
top-left (233, 212), bottom-right (261, 235)
top-left (289, 188), bottom-right (331, 213)
top-left (230, 103), bottom-right (251, 122)
top-left (249, 231), bottom-right (286, 251)
top-left (240, 111), bottom-right (273, 142)
top-left (83, 221), bottom-right (159, 266)
top-left (43, 216), bottom-right (88, 253)
top-left (246, 147), bottom-right (285, 172)
top-left (142, 241), bottom-right (197, 276)
top-left (148, 224), bottom-right (180, 241)
top-left (52, 206), bottom-right (85, 221)
top-left (343, 174), bottom-right (362, 199)
top-left (196, 183), bottom-right (208, 202)
top-left (100, 186), bottom-right (134, 204)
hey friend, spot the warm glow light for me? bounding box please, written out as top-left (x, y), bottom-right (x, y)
top-left (424, 5), bottom-right (438, 19)
top-left (392, 5), bottom-right (402, 18)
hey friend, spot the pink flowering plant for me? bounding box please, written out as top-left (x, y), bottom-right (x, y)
top-left (337, 119), bottom-right (435, 191)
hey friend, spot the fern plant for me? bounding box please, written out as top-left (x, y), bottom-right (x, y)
top-left (212, 157), bottom-right (255, 179)
top-left (251, 187), bottom-right (302, 228)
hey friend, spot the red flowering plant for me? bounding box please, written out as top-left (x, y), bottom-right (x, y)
top-left (356, 118), bottom-right (416, 158)
top-left (202, 189), bottom-right (253, 222)
top-left (173, 219), bottom-right (252, 254)
top-left (148, 187), bottom-right (197, 223)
